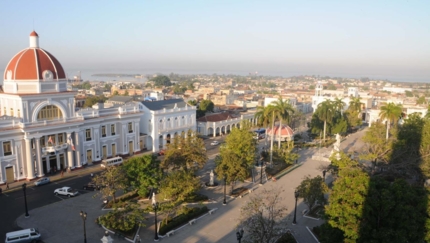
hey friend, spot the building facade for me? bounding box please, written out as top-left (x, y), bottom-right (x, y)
top-left (0, 31), bottom-right (141, 184)
top-left (138, 99), bottom-right (197, 152)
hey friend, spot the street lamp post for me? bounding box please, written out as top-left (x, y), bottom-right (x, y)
top-left (22, 183), bottom-right (29, 218)
top-left (236, 229), bottom-right (244, 243)
top-left (322, 170), bottom-right (327, 182)
top-left (293, 190), bottom-right (299, 225)
top-left (152, 193), bottom-right (159, 241)
top-left (80, 211), bottom-right (87, 243)
top-left (223, 177), bottom-right (227, 205)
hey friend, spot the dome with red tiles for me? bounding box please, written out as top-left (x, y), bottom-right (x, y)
top-left (3, 31), bottom-right (66, 82)
top-left (266, 125), bottom-right (294, 141)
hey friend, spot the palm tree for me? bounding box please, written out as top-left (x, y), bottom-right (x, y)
top-left (333, 98), bottom-right (346, 115)
top-left (254, 106), bottom-right (273, 128)
top-left (315, 100), bottom-right (335, 141)
top-left (379, 102), bottom-right (403, 140)
top-left (348, 97), bottom-right (362, 113)
top-left (271, 97), bottom-right (295, 149)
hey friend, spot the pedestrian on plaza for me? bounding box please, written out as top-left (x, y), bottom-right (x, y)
top-left (61, 170), bottom-right (64, 177)
top-left (6, 182), bottom-right (9, 190)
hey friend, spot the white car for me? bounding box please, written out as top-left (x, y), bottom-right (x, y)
top-left (211, 141), bottom-right (220, 146)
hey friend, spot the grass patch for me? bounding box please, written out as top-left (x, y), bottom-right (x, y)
top-left (159, 206), bottom-right (209, 235)
top-left (276, 232), bottom-right (297, 243)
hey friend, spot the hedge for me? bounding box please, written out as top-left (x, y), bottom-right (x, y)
top-left (158, 206), bottom-right (209, 235)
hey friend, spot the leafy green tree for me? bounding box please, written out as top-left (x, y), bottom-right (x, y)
top-left (326, 83), bottom-right (337, 90)
top-left (419, 118), bottom-right (430, 177)
top-left (161, 130), bottom-right (208, 171)
top-left (159, 170), bottom-right (201, 202)
top-left (123, 155), bottom-right (162, 197)
top-left (215, 122), bottom-right (257, 192)
top-left (345, 110), bottom-right (362, 128)
top-left (296, 175), bottom-right (329, 211)
top-left (360, 121), bottom-right (396, 166)
top-left (405, 90), bottom-right (413, 97)
top-left (239, 186), bottom-right (288, 243)
top-left (315, 100), bottom-right (335, 141)
top-left (199, 99), bottom-right (214, 114)
top-left (379, 102), bottom-right (402, 140)
top-left (187, 100), bottom-right (197, 106)
top-left (83, 95), bottom-right (107, 108)
top-left (93, 165), bottom-right (128, 204)
top-left (417, 96), bottom-right (427, 105)
top-left (104, 83), bottom-right (112, 91)
top-left (359, 178), bottom-right (427, 243)
top-left (325, 165), bottom-right (370, 242)
top-left (112, 90), bottom-right (119, 96)
top-left (151, 75), bottom-right (172, 87)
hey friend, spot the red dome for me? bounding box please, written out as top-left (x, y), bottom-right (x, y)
top-left (266, 125), bottom-right (294, 137)
top-left (3, 32), bottom-right (66, 81)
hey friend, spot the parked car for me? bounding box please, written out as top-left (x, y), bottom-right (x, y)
top-left (83, 182), bottom-right (100, 191)
top-left (34, 177), bottom-right (50, 186)
top-left (54, 187), bottom-right (78, 197)
top-left (210, 141), bottom-right (220, 146)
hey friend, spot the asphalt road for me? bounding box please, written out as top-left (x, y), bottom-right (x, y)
top-left (0, 173), bottom-right (97, 240)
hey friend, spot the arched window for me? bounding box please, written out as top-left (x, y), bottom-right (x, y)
top-left (37, 105), bottom-right (63, 120)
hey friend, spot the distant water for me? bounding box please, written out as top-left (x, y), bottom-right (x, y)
top-left (64, 69), bottom-right (429, 83)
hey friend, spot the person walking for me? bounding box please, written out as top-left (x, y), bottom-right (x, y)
top-left (6, 182), bottom-right (9, 190)
top-left (61, 170), bottom-right (64, 177)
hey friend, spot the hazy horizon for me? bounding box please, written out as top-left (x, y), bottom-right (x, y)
top-left (1, 1), bottom-right (429, 82)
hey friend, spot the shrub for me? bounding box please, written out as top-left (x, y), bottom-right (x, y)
top-left (183, 193), bottom-right (209, 203)
top-left (98, 205), bottom-right (144, 232)
top-left (276, 232), bottom-right (296, 243)
top-left (158, 206), bottom-right (209, 235)
top-left (106, 190), bottom-right (139, 208)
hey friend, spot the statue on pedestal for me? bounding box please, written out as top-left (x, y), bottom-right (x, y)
top-left (209, 170), bottom-right (214, 186)
top-left (331, 133), bottom-right (341, 160)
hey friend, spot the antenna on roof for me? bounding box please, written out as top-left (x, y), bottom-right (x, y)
top-left (33, 18), bottom-right (34, 30)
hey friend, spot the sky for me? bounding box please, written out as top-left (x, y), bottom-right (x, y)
top-left (1, 0), bottom-right (429, 82)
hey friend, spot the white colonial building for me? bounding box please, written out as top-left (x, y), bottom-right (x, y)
top-left (196, 110), bottom-right (257, 137)
top-left (138, 99), bottom-right (197, 152)
top-left (0, 31), bottom-right (142, 184)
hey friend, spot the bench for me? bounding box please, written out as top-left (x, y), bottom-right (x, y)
top-left (166, 230), bottom-right (175, 237)
top-left (209, 208), bottom-right (217, 215)
top-left (189, 219), bottom-right (196, 225)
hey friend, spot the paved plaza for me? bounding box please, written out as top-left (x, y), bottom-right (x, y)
top-left (15, 128), bottom-right (368, 242)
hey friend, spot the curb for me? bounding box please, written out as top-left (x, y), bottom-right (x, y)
top-left (273, 163), bottom-right (303, 179)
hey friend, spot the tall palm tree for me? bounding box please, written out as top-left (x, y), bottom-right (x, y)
top-left (379, 102), bottom-right (403, 140)
top-left (348, 97), bottom-right (362, 113)
top-left (271, 97), bottom-right (295, 149)
top-left (333, 98), bottom-right (346, 115)
top-left (425, 105), bottom-right (430, 119)
top-left (265, 105), bottom-right (277, 165)
top-left (254, 106), bottom-right (273, 128)
top-left (315, 100), bottom-right (335, 141)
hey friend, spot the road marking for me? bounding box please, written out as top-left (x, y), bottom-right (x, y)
top-left (55, 195), bottom-right (64, 200)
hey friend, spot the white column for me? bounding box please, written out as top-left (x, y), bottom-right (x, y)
top-left (67, 133), bottom-right (74, 168)
top-left (75, 132), bottom-right (82, 167)
top-left (25, 138), bottom-right (35, 179)
top-left (162, 134), bottom-right (167, 148)
top-left (36, 138), bottom-right (44, 177)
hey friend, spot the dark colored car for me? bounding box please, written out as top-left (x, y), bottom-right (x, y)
top-left (83, 182), bottom-right (100, 191)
